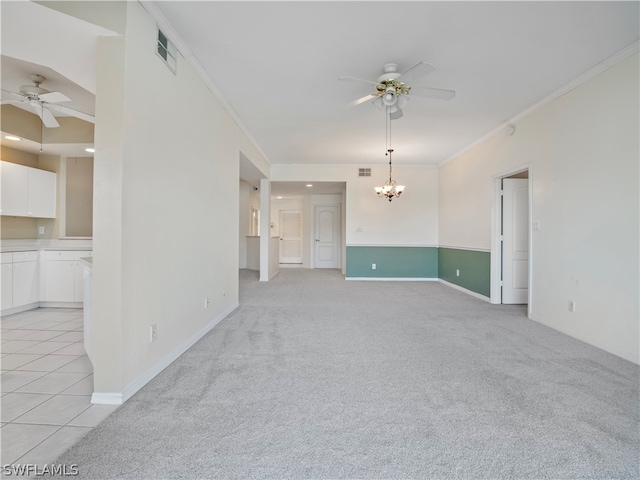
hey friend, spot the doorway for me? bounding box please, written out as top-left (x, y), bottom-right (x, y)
top-left (491, 168), bottom-right (532, 313)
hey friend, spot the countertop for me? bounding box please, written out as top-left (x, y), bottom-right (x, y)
top-left (1, 239), bottom-right (93, 253)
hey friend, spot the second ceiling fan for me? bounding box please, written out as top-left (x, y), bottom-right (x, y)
top-left (339, 61), bottom-right (455, 119)
top-left (1, 74), bottom-right (94, 128)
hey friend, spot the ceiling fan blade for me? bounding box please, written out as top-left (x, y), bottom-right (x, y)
top-left (341, 93), bottom-right (378, 109)
top-left (0, 99), bottom-right (26, 106)
top-left (39, 91), bottom-right (71, 103)
top-left (338, 76), bottom-right (381, 88)
top-left (32, 103), bottom-right (60, 128)
top-left (397, 62), bottom-right (436, 85)
top-left (390, 108), bottom-right (403, 120)
top-left (409, 86), bottom-right (456, 101)
top-left (47, 104), bottom-right (95, 124)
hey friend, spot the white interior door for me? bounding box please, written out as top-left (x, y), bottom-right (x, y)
top-left (279, 210), bottom-right (302, 264)
top-left (502, 178), bottom-right (529, 304)
top-left (314, 205), bottom-right (340, 269)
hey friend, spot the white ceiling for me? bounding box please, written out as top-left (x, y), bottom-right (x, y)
top-left (1, 2), bottom-right (638, 171)
top-left (153, 1), bottom-right (639, 167)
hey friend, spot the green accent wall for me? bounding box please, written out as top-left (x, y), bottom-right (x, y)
top-left (438, 247), bottom-right (490, 297)
top-left (346, 246), bottom-right (438, 278)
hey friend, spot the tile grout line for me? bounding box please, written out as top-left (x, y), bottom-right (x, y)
top-left (1, 308), bottom-right (103, 468)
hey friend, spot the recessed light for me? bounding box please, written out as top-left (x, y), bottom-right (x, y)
top-left (5, 135), bottom-right (21, 141)
top-left (276, 196), bottom-right (283, 199)
top-left (306, 184), bottom-right (313, 187)
top-left (85, 148), bottom-right (95, 153)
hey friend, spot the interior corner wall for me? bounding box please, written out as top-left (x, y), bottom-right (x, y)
top-left (91, 1), bottom-right (253, 401)
top-left (438, 53), bottom-right (639, 364)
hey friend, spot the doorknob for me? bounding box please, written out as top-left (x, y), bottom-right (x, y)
top-left (315, 239), bottom-right (319, 242)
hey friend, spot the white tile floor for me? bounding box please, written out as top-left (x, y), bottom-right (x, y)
top-left (1, 308), bottom-right (119, 469)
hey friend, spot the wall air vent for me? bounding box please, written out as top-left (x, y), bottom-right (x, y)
top-left (157, 29), bottom-right (177, 73)
top-left (358, 168), bottom-right (371, 177)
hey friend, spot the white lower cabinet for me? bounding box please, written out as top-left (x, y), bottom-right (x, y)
top-left (1, 251), bottom-right (39, 313)
top-left (43, 250), bottom-right (92, 304)
top-left (2, 253), bottom-right (14, 310)
top-left (13, 252), bottom-right (39, 306)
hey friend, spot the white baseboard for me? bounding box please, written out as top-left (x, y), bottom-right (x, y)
top-left (39, 301), bottom-right (83, 308)
top-left (532, 315), bottom-right (640, 365)
top-left (439, 279), bottom-right (491, 302)
top-left (1, 302), bottom-right (40, 317)
top-left (90, 301), bottom-right (240, 406)
top-left (346, 277), bottom-right (438, 282)
top-left (91, 392), bottom-right (124, 405)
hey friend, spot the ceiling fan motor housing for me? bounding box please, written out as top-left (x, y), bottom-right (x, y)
top-left (19, 85), bottom-right (49, 99)
top-left (19, 74), bottom-right (50, 99)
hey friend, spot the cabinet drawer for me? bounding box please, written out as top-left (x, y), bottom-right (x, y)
top-left (1, 252), bottom-right (13, 264)
top-left (13, 251), bottom-right (38, 263)
top-left (45, 250), bottom-right (76, 261)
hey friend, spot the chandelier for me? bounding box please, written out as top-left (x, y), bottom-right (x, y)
top-left (374, 111), bottom-right (405, 202)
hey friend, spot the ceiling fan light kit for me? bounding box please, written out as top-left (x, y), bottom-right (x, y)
top-left (339, 61), bottom-right (455, 120)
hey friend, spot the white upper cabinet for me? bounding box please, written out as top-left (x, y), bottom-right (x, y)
top-left (1, 161), bottom-right (29, 216)
top-left (27, 167), bottom-right (56, 218)
top-left (0, 161), bottom-right (56, 218)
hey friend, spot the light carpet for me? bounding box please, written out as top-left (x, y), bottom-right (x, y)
top-left (56, 269), bottom-right (639, 479)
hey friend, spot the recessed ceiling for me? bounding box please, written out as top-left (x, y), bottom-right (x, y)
top-left (153, 1), bottom-right (639, 166)
top-left (1, 55), bottom-right (96, 119)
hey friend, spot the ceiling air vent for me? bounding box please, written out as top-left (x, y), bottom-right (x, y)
top-left (157, 29), bottom-right (177, 73)
top-left (358, 168), bottom-right (371, 177)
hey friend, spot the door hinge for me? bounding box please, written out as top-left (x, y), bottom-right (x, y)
top-left (499, 280), bottom-right (503, 287)
top-left (500, 235), bottom-right (504, 242)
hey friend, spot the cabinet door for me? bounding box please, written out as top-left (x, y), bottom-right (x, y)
top-left (13, 261), bottom-right (38, 307)
top-left (1, 263), bottom-right (13, 310)
top-left (44, 261), bottom-right (75, 302)
top-left (28, 168), bottom-right (56, 218)
top-left (1, 161), bottom-right (29, 216)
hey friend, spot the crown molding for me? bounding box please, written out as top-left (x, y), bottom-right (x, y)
top-left (138, 1), bottom-right (271, 166)
top-left (439, 40), bottom-right (640, 167)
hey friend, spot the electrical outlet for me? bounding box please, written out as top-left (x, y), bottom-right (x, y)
top-left (204, 297), bottom-right (209, 309)
top-left (222, 289), bottom-right (226, 297)
top-left (568, 300), bottom-right (576, 313)
top-left (456, 269), bottom-right (460, 277)
top-left (38, 226), bottom-right (45, 235)
top-left (150, 324), bottom-right (157, 342)
top-left (372, 263), bottom-right (376, 270)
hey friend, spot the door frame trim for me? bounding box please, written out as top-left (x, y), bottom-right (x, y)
top-left (490, 163), bottom-right (533, 318)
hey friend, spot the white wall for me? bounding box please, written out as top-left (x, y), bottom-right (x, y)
top-left (439, 53), bottom-right (639, 363)
top-left (271, 165), bottom-right (439, 247)
top-left (90, 2), bottom-right (268, 401)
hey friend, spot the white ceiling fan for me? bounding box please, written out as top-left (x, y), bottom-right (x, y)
top-left (1, 73), bottom-right (94, 128)
top-left (339, 62), bottom-right (455, 119)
